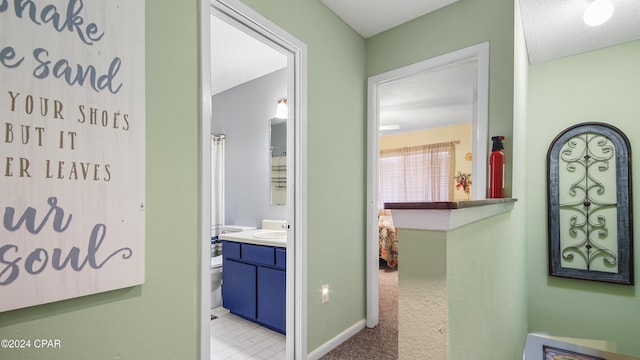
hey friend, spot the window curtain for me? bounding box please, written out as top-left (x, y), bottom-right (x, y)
top-left (379, 142), bottom-right (455, 207)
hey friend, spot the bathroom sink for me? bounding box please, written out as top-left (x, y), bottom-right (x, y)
top-left (211, 225), bottom-right (245, 236)
top-left (253, 229), bottom-right (287, 240)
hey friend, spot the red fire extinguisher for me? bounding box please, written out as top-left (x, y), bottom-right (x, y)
top-left (489, 136), bottom-right (505, 198)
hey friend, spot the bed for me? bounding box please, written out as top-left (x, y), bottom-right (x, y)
top-left (379, 215), bottom-right (398, 269)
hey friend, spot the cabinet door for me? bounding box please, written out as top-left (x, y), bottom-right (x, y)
top-left (223, 259), bottom-right (256, 320)
top-left (257, 267), bottom-right (286, 333)
top-left (275, 248), bottom-right (286, 269)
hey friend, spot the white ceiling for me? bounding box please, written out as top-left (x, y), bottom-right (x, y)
top-left (379, 61), bottom-right (477, 135)
top-left (211, 16), bottom-right (286, 95)
top-left (320, 0), bottom-right (640, 64)
top-left (320, 0), bottom-right (640, 134)
top-left (519, 0), bottom-right (640, 63)
top-left (212, 0), bottom-right (640, 134)
top-left (319, 0), bottom-right (459, 39)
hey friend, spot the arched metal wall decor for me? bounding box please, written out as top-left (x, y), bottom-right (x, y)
top-left (547, 122), bottom-right (633, 285)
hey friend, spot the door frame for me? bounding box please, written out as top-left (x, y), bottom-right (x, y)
top-left (365, 42), bottom-right (489, 327)
top-left (199, 1), bottom-right (308, 359)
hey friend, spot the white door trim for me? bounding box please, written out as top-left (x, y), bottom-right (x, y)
top-left (366, 42), bottom-right (489, 328)
top-left (200, 1), bottom-right (308, 359)
top-left (199, 1), bottom-right (213, 357)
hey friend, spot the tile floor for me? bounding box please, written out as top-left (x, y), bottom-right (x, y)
top-left (210, 306), bottom-right (286, 360)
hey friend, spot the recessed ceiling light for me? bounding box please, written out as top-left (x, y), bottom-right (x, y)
top-left (379, 124), bottom-right (400, 131)
top-left (583, 0), bottom-right (614, 27)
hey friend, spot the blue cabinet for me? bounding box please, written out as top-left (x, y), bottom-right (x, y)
top-left (257, 266), bottom-right (286, 333)
top-left (222, 241), bottom-right (286, 334)
top-left (222, 259), bottom-right (256, 319)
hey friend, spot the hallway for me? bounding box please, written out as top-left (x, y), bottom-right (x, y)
top-left (321, 264), bottom-right (398, 359)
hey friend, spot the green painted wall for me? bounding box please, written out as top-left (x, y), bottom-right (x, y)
top-left (366, 0), bottom-right (528, 357)
top-left (398, 229), bottom-right (448, 359)
top-left (0, 0), bottom-right (366, 357)
top-left (396, 209), bottom-right (527, 360)
top-left (0, 1), bottom-right (201, 359)
top-left (526, 40), bottom-right (640, 357)
top-left (365, 0), bottom-right (516, 197)
top-left (447, 211), bottom-right (527, 359)
top-left (233, 0), bottom-right (368, 353)
top-left (0, 0), bottom-right (368, 358)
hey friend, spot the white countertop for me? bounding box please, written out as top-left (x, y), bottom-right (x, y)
top-left (211, 225), bottom-right (256, 237)
top-left (218, 229), bottom-right (287, 248)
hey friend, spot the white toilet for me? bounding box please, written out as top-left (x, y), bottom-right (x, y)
top-left (210, 255), bottom-right (223, 308)
top-left (209, 225), bottom-right (255, 309)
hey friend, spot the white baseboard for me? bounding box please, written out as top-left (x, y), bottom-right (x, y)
top-left (306, 319), bottom-right (366, 360)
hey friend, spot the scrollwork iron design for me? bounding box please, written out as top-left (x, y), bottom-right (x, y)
top-left (548, 123), bottom-right (633, 285)
top-left (559, 133), bottom-right (617, 271)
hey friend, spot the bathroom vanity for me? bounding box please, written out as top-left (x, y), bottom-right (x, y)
top-left (220, 236), bottom-right (286, 334)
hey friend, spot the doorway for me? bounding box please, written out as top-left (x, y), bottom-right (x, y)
top-left (199, 1), bottom-right (308, 359)
top-left (365, 43), bottom-right (489, 328)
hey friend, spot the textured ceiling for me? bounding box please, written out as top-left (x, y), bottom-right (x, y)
top-left (320, 0), bottom-right (640, 63)
top-left (212, 0), bottom-right (640, 134)
top-left (319, 0), bottom-right (640, 134)
top-left (378, 61), bottom-right (477, 135)
top-left (211, 16), bottom-right (286, 95)
top-left (319, 0), bottom-right (459, 38)
top-left (520, 0), bottom-right (640, 63)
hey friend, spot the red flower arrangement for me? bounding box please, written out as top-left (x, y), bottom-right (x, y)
top-left (455, 171), bottom-right (472, 199)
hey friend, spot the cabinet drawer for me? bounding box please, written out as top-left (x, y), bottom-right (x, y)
top-left (275, 248), bottom-right (286, 269)
top-left (242, 244), bottom-right (275, 265)
top-left (222, 241), bottom-right (240, 259)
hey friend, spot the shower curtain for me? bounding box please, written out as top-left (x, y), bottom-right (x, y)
top-left (211, 134), bottom-right (225, 228)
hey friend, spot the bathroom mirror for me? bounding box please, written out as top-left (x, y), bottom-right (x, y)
top-left (270, 118), bottom-right (286, 205)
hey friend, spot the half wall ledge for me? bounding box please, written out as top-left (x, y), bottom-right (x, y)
top-left (385, 198), bottom-right (517, 231)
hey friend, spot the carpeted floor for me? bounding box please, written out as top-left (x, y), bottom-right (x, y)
top-left (320, 263), bottom-right (398, 360)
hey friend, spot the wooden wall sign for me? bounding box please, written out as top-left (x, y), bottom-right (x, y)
top-left (0, 0), bottom-right (145, 312)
